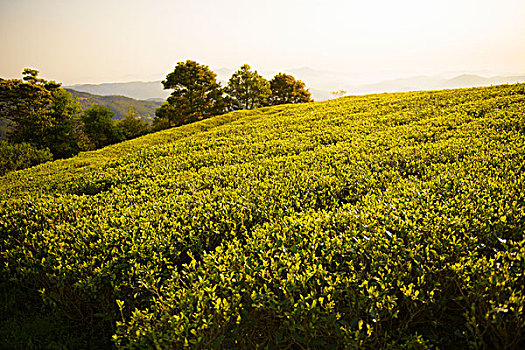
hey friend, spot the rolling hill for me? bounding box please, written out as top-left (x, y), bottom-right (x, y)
top-left (1, 84), bottom-right (524, 348)
top-left (65, 89), bottom-right (162, 120)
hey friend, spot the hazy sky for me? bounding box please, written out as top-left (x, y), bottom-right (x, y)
top-left (1, 0), bottom-right (524, 84)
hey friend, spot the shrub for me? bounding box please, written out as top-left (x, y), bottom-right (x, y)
top-left (0, 141), bottom-right (53, 176)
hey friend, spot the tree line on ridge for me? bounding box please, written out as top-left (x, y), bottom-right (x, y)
top-left (153, 60), bottom-right (312, 129)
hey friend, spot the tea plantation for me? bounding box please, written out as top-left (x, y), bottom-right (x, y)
top-left (1, 84), bottom-right (524, 349)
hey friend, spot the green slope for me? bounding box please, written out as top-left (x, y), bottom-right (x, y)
top-left (1, 84), bottom-right (525, 349)
top-left (65, 88), bottom-right (162, 120)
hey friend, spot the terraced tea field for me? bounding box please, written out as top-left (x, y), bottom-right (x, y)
top-left (1, 84), bottom-right (524, 348)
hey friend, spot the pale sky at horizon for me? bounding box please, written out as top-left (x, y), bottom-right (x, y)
top-left (1, 0), bottom-right (524, 85)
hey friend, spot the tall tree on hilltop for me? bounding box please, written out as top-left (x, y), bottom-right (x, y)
top-left (162, 60), bottom-right (226, 125)
top-left (226, 64), bottom-right (271, 110)
top-left (268, 73), bottom-right (312, 105)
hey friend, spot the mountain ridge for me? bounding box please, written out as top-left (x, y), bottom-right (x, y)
top-left (65, 81), bottom-right (170, 101)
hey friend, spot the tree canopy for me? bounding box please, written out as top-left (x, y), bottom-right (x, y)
top-left (81, 104), bottom-right (124, 149)
top-left (153, 101), bottom-right (186, 129)
top-left (162, 60), bottom-right (226, 124)
top-left (116, 107), bottom-right (150, 139)
top-left (0, 69), bottom-right (81, 158)
top-left (226, 64), bottom-right (271, 110)
top-left (268, 73), bottom-right (312, 105)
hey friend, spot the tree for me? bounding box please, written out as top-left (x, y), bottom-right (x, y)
top-left (81, 104), bottom-right (124, 149)
top-left (268, 73), bottom-right (313, 105)
top-left (116, 107), bottom-right (150, 139)
top-left (0, 69), bottom-right (81, 158)
top-left (153, 102), bottom-right (183, 130)
top-left (0, 78), bottom-right (52, 146)
top-left (151, 112), bottom-right (171, 131)
top-left (226, 64), bottom-right (271, 110)
top-left (330, 90), bottom-right (347, 98)
top-left (45, 88), bottom-right (83, 158)
top-left (162, 60), bottom-right (226, 125)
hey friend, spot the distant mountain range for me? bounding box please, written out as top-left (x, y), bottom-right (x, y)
top-left (65, 81), bottom-right (170, 101)
top-left (65, 89), bottom-right (162, 120)
top-left (354, 74), bottom-right (525, 94)
top-left (65, 71), bottom-right (525, 102)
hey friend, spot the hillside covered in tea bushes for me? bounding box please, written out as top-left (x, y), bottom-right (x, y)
top-left (1, 84), bottom-right (525, 348)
